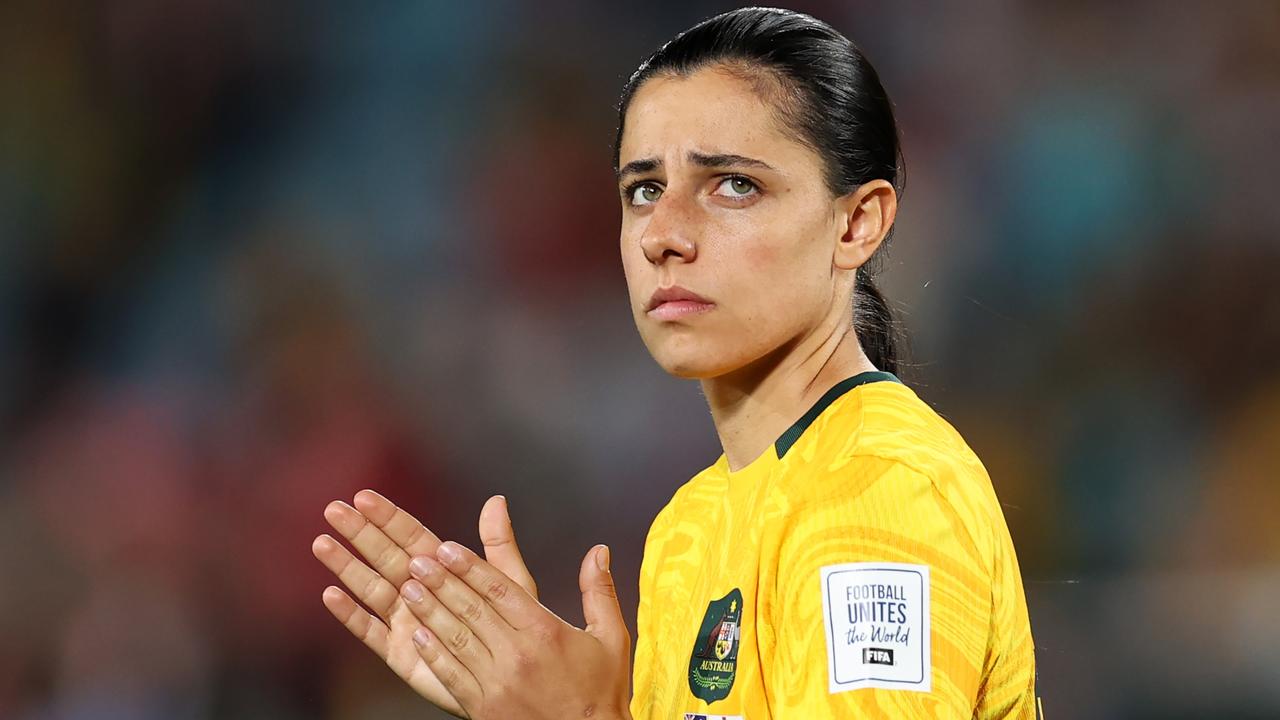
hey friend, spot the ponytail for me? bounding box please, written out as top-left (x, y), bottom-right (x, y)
top-left (853, 268), bottom-right (901, 376)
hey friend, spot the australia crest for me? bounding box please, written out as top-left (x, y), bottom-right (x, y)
top-left (687, 588), bottom-right (743, 702)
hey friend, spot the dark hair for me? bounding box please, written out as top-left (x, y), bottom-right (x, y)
top-left (613, 7), bottom-right (906, 375)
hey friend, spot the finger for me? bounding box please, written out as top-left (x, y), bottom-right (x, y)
top-left (411, 626), bottom-right (483, 713)
top-left (323, 499), bottom-right (418, 588)
top-left (478, 495), bottom-right (537, 598)
top-left (321, 585), bottom-right (391, 659)
top-left (432, 541), bottom-right (545, 631)
top-left (410, 551), bottom-right (516, 649)
top-left (353, 489), bottom-right (444, 562)
top-left (580, 545), bottom-right (629, 657)
top-left (399, 575), bottom-right (493, 673)
top-left (311, 534), bottom-right (400, 620)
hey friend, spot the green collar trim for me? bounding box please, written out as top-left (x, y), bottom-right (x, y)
top-left (774, 371), bottom-right (902, 459)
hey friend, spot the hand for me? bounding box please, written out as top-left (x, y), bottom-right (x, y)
top-left (312, 491), bottom-right (537, 718)
top-left (399, 540), bottom-right (632, 720)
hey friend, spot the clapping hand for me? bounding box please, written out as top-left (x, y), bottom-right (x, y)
top-left (312, 491), bottom-right (632, 720)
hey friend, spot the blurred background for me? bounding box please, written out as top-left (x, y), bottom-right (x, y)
top-left (1, 1), bottom-right (1277, 718)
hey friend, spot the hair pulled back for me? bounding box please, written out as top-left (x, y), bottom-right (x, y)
top-left (614, 7), bottom-right (906, 374)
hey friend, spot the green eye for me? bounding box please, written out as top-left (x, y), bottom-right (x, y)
top-left (631, 183), bottom-right (663, 205)
top-left (715, 176), bottom-right (758, 198)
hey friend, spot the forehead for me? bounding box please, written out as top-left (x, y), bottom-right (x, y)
top-left (619, 66), bottom-right (811, 168)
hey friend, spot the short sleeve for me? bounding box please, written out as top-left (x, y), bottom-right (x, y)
top-left (767, 456), bottom-right (995, 717)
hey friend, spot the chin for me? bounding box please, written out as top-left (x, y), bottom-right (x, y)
top-left (645, 325), bottom-right (793, 383)
top-left (658, 359), bottom-right (716, 380)
top-left (646, 338), bottom-right (746, 380)
top-left (635, 314), bottom-right (771, 379)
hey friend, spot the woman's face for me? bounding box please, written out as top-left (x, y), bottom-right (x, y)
top-left (618, 66), bottom-right (851, 379)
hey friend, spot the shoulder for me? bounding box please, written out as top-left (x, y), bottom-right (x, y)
top-left (783, 381), bottom-right (1003, 520)
top-left (777, 383), bottom-right (1005, 567)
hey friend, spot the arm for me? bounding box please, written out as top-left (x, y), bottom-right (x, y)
top-left (767, 458), bottom-right (992, 717)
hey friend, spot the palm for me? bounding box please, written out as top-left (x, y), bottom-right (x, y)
top-left (314, 492), bottom-right (538, 719)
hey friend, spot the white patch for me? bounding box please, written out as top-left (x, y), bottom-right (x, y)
top-left (682, 715), bottom-right (743, 720)
top-left (820, 561), bottom-right (931, 694)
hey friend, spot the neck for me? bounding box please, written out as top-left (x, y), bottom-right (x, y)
top-left (700, 319), bottom-right (877, 472)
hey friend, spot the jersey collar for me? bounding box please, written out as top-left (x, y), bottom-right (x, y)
top-left (773, 370), bottom-right (902, 458)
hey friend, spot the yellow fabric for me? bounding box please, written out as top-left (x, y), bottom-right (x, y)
top-left (630, 376), bottom-right (1038, 719)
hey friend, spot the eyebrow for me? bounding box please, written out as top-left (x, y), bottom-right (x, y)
top-left (616, 151), bottom-right (776, 181)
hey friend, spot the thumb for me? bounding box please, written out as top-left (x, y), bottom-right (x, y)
top-left (580, 544), bottom-right (630, 658)
top-left (479, 495), bottom-right (538, 599)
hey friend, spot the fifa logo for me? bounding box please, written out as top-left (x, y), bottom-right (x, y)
top-left (862, 647), bottom-right (895, 666)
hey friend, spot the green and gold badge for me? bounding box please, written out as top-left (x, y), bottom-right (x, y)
top-left (687, 588), bottom-right (743, 702)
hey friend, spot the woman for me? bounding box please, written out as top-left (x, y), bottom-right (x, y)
top-left (312, 7), bottom-right (1039, 719)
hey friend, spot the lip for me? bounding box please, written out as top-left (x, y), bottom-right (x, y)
top-left (646, 285), bottom-right (715, 320)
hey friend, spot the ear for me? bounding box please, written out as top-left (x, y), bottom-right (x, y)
top-left (833, 179), bottom-right (898, 271)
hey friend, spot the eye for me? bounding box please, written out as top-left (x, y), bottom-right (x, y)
top-left (628, 182), bottom-right (663, 206)
top-left (713, 175), bottom-right (759, 199)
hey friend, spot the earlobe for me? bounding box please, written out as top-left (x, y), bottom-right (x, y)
top-left (833, 180), bottom-right (897, 271)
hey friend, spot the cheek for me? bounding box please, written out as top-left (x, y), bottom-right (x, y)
top-left (719, 221), bottom-right (832, 337)
top-left (734, 243), bottom-right (787, 321)
top-left (732, 229), bottom-right (819, 308)
top-left (742, 238), bottom-right (780, 273)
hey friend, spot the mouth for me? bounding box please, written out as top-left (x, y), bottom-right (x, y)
top-left (646, 285), bottom-right (715, 321)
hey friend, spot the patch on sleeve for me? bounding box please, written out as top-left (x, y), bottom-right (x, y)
top-left (820, 561), bottom-right (931, 694)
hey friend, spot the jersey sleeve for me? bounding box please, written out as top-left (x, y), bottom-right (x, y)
top-left (766, 455), bottom-right (1031, 718)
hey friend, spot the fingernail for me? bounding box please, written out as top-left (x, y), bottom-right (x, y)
top-left (402, 580), bottom-right (423, 603)
top-left (437, 541), bottom-right (462, 565)
top-left (596, 544), bottom-right (610, 572)
top-left (413, 627), bottom-right (431, 647)
top-left (410, 556), bottom-right (434, 578)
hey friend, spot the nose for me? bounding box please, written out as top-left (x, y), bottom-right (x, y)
top-left (639, 197), bottom-right (698, 265)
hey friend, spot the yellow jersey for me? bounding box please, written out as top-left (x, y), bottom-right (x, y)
top-left (630, 371), bottom-right (1039, 719)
